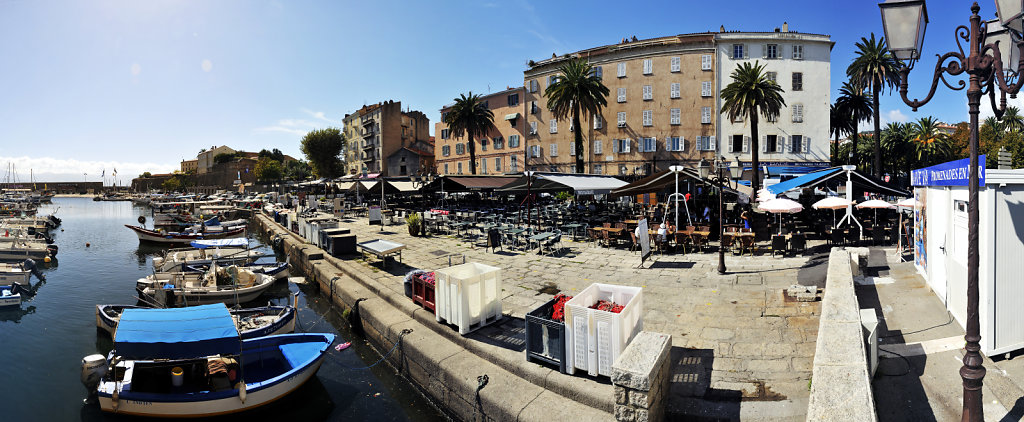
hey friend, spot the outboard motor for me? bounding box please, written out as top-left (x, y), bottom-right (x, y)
top-left (22, 259), bottom-right (44, 281)
top-left (81, 354), bottom-right (108, 404)
top-left (45, 244), bottom-right (59, 258)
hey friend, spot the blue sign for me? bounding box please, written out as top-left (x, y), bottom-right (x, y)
top-left (911, 155), bottom-right (986, 187)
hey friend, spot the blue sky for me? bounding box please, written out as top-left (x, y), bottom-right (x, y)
top-left (0, 0), bottom-right (1000, 181)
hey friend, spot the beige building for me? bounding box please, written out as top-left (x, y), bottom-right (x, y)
top-left (524, 34), bottom-right (718, 176)
top-left (343, 100), bottom-right (432, 177)
top-left (180, 159), bottom-right (198, 173)
top-left (435, 87), bottom-right (527, 176)
top-left (196, 146), bottom-right (236, 174)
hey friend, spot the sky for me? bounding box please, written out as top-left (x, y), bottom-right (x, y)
top-left (0, 0), bottom-right (1008, 182)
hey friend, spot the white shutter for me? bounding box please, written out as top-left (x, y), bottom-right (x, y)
top-left (803, 137), bottom-right (811, 153)
top-left (594, 114), bottom-right (602, 129)
top-left (651, 137), bottom-right (657, 152)
top-left (569, 142), bottom-right (575, 156)
top-left (594, 140), bottom-right (602, 154)
top-left (617, 62), bottom-right (626, 77)
top-left (530, 121), bottom-right (537, 134)
top-left (643, 59), bottom-right (652, 74)
top-left (643, 85), bottom-right (652, 100)
top-left (569, 120), bottom-right (574, 132)
top-left (623, 138), bottom-right (631, 153)
top-left (762, 136), bottom-right (768, 152)
top-left (665, 138), bottom-right (672, 152)
top-left (761, 44), bottom-right (767, 59)
top-left (618, 87), bottom-right (626, 102)
top-left (743, 45), bottom-right (749, 59)
top-left (681, 137), bottom-right (687, 152)
top-left (617, 112), bottom-right (626, 127)
top-left (550, 119), bottom-right (557, 133)
top-left (701, 54), bottom-right (712, 70)
top-left (778, 136), bottom-right (786, 153)
top-left (670, 83), bottom-right (680, 98)
top-left (550, 144), bottom-right (557, 156)
top-left (709, 136), bottom-right (717, 151)
top-left (743, 136), bottom-right (750, 153)
top-left (671, 56), bottom-right (681, 72)
top-left (612, 139), bottom-right (619, 153)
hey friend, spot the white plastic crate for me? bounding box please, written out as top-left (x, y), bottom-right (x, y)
top-left (434, 262), bottom-right (502, 335)
top-left (564, 283), bottom-right (644, 377)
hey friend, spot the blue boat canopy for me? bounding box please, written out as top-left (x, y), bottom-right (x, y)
top-left (766, 168), bottom-right (843, 194)
top-left (114, 304), bottom-right (240, 360)
top-left (190, 238), bottom-right (248, 249)
top-left (204, 216), bottom-right (221, 226)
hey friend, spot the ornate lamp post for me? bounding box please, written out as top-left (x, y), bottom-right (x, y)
top-left (524, 170), bottom-right (536, 228)
top-left (879, 1), bottom-right (1024, 420)
top-left (699, 157), bottom-right (741, 274)
top-left (668, 165), bottom-right (687, 230)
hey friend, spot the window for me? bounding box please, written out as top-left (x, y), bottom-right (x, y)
top-left (455, 143), bottom-right (465, 154)
top-left (617, 112), bottom-right (626, 127)
top-left (444, 163), bottom-right (449, 174)
top-left (670, 83), bottom-right (680, 99)
top-left (766, 71), bottom-right (777, 84)
top-left (546, 75), bottom-right (558, 87)
top-left (792, 103), bottom-right (804, 122)
top-left (594, 139), bottom-right (602, 154)
top-left (493, 136), bottom-right (504, 149)
top-left (643, 85), bottom-right (653, 100)
top-left (671, 56), bottom-right (681, 72)
top-left (530, 121), bottom-right (538, 135)
top-left (507, 93), bottom-right (519, 107)
top-left (508, 134), bottom-right (520, 148)
top-left (765, 43), bottom-right (778, 59)
top-left (792, 72), bottom-right (803, 91)
top-left (765, 135), bottom-right (778, 152)
top-left (440, 129), bottom-right (450, 139)
top-left (550, 165), bottom-right (558, 172)
top-left (594, 114), bottom-right (603, 129)
top-left (510, 156), bottom-right (518, 172)
top-left (617, 87), bottom-right (626, 102)
top-left (593, 164), bottom-right (602, 175)
top-left (697, 135), bottom-right (717, 151)
top-left (613, 138), bottom-right (631, 153)
top-left (442, 145), bottom-right (450, 156)
top-left (530, 145), bottom-right (541, 157)
top-left (792, 45), bottom-right (804, 60)
top-left (701, 107), bottom-right (712, 124)
top-left (550, 144), bottom-right (558, 156)
top-left (732, 44), bottom-right (745, 59)
top-left (549, 119), bottom-right (557, 133)
top-left (617, 62), bottom-right (626, 77)
top-left (642, 110), bottom-right (653, 126)
top-left (733, 113), bottom-right (743, 123)
top-left (530, 101), bottom-right (538, 114)
top-left (457, 162), bottom-right (463, 174)
top-left (667, 136), bottom-right (684, 152)
top-left (670, 108), bottom-right (681, 125)
top-left (593, 66), bottom-right (603, 79)
top-left (731, 135), bottom-right (745, 153)
top-left (701, 81), bottom-right (712, 97)
top-left (482, 158), bottom-right (487, 173)
top-left (569, 142), bottom-right (575, 156)
top-left (641, 137), bottom-right (657, 152)
top-left (701, 54), bottom-right (712, 70)
top-left (569, 120), bottom-right (574, 132)
top-left (529, 80), bottom-right (539, 93)
top-left (494, 157), bottom-right (502, 172)
top-left (791, 135), bottom-right (803, 153)
top-left (643, 59), bottom-right (653, 75)
top-left (480, 138), bottom-right (488, 151)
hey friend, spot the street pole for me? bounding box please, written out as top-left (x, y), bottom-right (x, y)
top-left (717, 160), bottom-right (726, 274)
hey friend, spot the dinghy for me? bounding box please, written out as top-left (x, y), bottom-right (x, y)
top-left (125, 225), bottom-right (245, 245)
top-left (96, 304), bottom-right (296, 339)
top-left (136, 264), bottom-right (276, 307)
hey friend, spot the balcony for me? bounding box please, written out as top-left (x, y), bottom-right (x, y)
top-left (362, 117), bottom-right (375, 126)
top-left (362, 128), bottom-right (377, 138)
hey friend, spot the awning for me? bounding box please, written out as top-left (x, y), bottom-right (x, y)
top-left (766, 167), bottom-right (909, 197)
top-left (335, 181), bottom-right (355, 190)
top-left (504, 113), bottom-right (521, 121)
top-left (388, 181), bottom-right (418, 192)
top-left (766, 168), bottom-right (843, 194)
top-left (497, 173), bottom-right (628, 195)
top-left (610, 169), bottom-right (751, 198)
top-left (423, 176), bottom-right (520, 192)
top-left (190, 239), bottom-right (248, 249)
top-left (114, 304), bottom-right (240, 360)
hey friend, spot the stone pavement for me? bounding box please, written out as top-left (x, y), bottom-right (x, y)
top-left (331, 217), bottom-right (828, 420)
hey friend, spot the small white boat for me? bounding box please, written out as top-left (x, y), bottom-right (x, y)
top-left (0, 283), bottom-right (24, 307)
top-left (0, 262), bottom-right (32, 286)
top-left (0, 237), bottom-right (55, 260)
top-left (95, 304), bottom-right (296, 339)
top-left (125, 225), bottom-right (245, 245)
top-left (136, 264), bottom-right (276, 307)
top-left (82, 304), bottom-right (334, 417)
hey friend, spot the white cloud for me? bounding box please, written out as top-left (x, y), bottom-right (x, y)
top-left (857, 109), bottom-right (910, 132)
top-left (979, 94), bottom-right (1024, 121)
top-left (0, 155), bottom-right (176, 182)
top-left (254, 126), bottom-right (306, 136)
top-left (253, 113), bottom-right (333, 137)
top-left (201, 59), bottom-right (213, 72)
top-left (300, 108), bottom-right (335, 123)
top-left (886, 109), bottom-right (909, 123)
top-left (130, 63), bottom-right (141, 76)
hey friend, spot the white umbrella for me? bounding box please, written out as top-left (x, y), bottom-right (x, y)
top-left (856, 199), bottom-right (895, 234)
top-left (756, 189), bottom-right (776, 202)
top-left (812, 197), bottom-right (854, 228)
top-left (759, 198), bottom-right (803, 234)
top-left (896, 197), bottom-right (918, 208)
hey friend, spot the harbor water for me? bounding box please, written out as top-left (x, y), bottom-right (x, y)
top-left (0, 197), bottom-right (444, 421)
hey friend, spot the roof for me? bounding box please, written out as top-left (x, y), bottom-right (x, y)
top-left (113, 304), bottom-right (240, 360)
top-left (497, 173), bottom-right (628, 195)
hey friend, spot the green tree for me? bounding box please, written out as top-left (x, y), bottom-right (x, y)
top-left (719, 60), bottom-right (786, 194)
top-left (880, 122), bottom-right (915, 177)
top-left (213, 153), bottom-right (235, 164)
top-left (255, 156), bottom-right (284, 182)
top-left (443, 92), bottom-right (495, 175)
top-left (139, 171), bottom-right (152, 178)
top-left (258, 148), bottom-right (286, 162)
top-left (835, 81), bottom-right (873, 167)
top-left (847, 33), bottom-right (902, 178)
top-left (911, 117), bottom-right (952, 167)
top-left (829, 103), bottom-right (849, 165)
top-left (1001, 106), bottom-right (1024, 133)
top-left (300, 128), bottom-right (345, 178)
top-left (284, 159), bottom-right (312, 181)
top-left (162, 176), bottom-right (182, 191)
top-left (544, 58), bottom-right (610, 173)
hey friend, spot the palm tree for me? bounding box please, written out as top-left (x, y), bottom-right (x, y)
top-left (720, 61), bottom-right (786, 194)
top-left (912, 116), bottom-right (951, 167)
top-left (544, 58), bottom-right (610, 173)
top-left (443, 92), bottom-right (495, 175)
top-left (835, 81), bottom-right (873, 167)
top-left (1000, 106), bottom-right (1024, 133)
top-left (829, 103), bottom-right (849, 165)
top-left (847, 33), bottom-right (901, 178)
top-left (881, 122), bottom-right (914, 177)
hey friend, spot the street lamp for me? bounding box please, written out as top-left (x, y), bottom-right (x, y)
top-left (698, 157), bottom-right (739, 275)
top-left (524, 170), bottom-right (535, 228)
top-left (878, 1), bottom-right (1024, 419)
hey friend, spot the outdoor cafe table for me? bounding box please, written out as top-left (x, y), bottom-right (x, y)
top-left (357, 239), bottom-right (406, 268)
top-left (561, 223), bottom-right (584, 240)
top-left (528, 232), bottom-right (557, 252)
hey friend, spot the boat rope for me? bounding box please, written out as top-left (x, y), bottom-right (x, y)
top-left (328, 328), bottom-right (413, 371)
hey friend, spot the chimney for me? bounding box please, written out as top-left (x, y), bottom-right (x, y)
top-left (719, 25), bottom-right (725, 33)
top-left (782, 22), bottom-right (789, 32)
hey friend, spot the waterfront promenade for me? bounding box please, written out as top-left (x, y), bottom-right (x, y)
top-left (259, 214), bottom-right (828, 420)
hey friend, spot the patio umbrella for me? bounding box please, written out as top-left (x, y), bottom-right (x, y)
top-left (896, 197), bottom-right (917, 208)
top-left (856, 199), bottom-right (895, 231)
top-left (812, 196), bottom-right (854, 228)
top-left (759, 198), bottom-right (803, 234)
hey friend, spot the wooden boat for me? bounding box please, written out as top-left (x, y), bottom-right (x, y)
top-left (151, 239), bottom-right (266, 272)
top-left (136, 264), bottom-right (276, 307)
top-left (183, 262), bottom-right (290, 281)
top-left (95, 304), bottom-right (296, 339)
top-left (83, 304), bottom-right (334, 417)
top-left (124, 225), bottom-right (245, 245)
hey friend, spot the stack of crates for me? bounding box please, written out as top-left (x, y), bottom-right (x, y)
top-left (434, 262), bottom-right (502, 335)
top-left (564, 283), bottom-right (644, 377)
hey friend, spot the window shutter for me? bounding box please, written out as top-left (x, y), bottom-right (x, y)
top-left (743, 136), bottom-right (750, 153)
top-left (762, 136), bottom-right (768, 152)
top-left (624, 138), bottom-right (631, 153)
top-left (569, 142), bottom-right (575, 156)
top-left (803, 137), bottom-right (811, 153)
top-left (651, 137), bottom-right (657, 152)
top-left (594, 114), bottom-right (602, 129)
top-left (709, 136), bottom-right (717, 151)
top-left (681, 137), bottom-right (687, 152)
top-left (778, 136), bottom-right (785, 153)
top-left (618, 62), bottom-right (626, 77)
top-left (743, 45), bottom-right (749, 59)
top-left (594, 140), bottom-right (602, 154)
top-left (612, 139), bottom-right (619, 153)
top-left (761, 44), bottom-right (767, 59)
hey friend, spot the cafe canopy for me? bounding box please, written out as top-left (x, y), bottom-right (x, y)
top-left (766, 167), bottom-right (909, 197)
top-left (610, 168), bottom-right (753, 198)
top-left (423, 175), bottom-right (522, 193)
top-left (496, 172), bottom-right (628, 195)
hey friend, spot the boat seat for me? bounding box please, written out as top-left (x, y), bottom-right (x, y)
top-left (279, 342), bottom-right (321, 368)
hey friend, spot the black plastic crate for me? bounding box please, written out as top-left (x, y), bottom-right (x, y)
top-left (525, 297), bottom-right (568, 374)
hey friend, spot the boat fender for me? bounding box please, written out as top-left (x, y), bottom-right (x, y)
top-left (111, 389), bottom-right (119, 411)
top-left (238, 381), bottom-right (247, 403)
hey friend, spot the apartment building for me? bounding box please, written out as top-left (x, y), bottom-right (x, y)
top-left (180, 159), bottom-right (198, 173)
top-left (343, 100), bottom-right (432, 177)
top-left (524, 34), bottom-right (718, 177)
top-left (435, 87), bottom-right (527, 176)
top-left (715, 23), bottom-right (833, 169)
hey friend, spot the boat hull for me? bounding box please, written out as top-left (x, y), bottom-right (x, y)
top-left (96, 305), bottom-right (295, 338)
top-left (125, 225), bottom-right (245, 245)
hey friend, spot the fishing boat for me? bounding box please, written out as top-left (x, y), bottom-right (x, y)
top-left (0, 262), bottom-right (33, 286)
top-left (0, 283), bottom-right (25, 307)
top-left (95, 304), bottom-right (296, 339)
top-left (81, 304), bottom-right (334, 417)
top-left (151, 239), bottom-right (266, 272)
top-left (136, 264), bottom-right (276, 307)
top-left (125, 225), bottom-right (245, 245)
top-left (0, 237), bottom-right (55, 260)
top-left (183, 261), bottom-right (290, 281)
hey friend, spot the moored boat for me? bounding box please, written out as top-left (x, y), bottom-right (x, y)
top-left (95, 304), bottom-right (296, 339)
top-left (124, 224), bottom-right (245, 245)
top-left (0, 283), bottom-right (25, 307)
top-left (136, 264), bottom-right (276, 307)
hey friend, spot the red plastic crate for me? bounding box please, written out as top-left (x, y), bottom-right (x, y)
top-left (411, 273), bottom-right (435, 313)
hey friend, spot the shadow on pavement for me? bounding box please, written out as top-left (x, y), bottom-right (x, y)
top-left (665, 347), bottom-right (742, 421)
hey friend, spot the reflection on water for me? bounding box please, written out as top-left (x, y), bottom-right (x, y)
top-left (0, 198), bottom-right (443, 421)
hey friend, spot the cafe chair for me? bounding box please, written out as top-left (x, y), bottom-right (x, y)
top-left (771, 234), bottom-right (787, 257)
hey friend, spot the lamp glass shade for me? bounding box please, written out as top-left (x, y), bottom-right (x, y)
top-left (879, 0), bottom-right (928, 61)
top-left (988, 19), bottom-right (1021, 72)
top-left (728, 160), bottom-right (742, 180)
top-left (997, 0), bottom-right (1024, 34)
top-left (698, 160), bottom-right (711, 179)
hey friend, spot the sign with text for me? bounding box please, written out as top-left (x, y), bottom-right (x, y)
top-left (910, 155), bottom-right (986, 187)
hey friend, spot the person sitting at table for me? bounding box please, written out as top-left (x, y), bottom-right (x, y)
top-left (740, 206), bottom-right (751, 230)
top-left (657, 222), bottom-right (668, 241)
top-left (703, 205), bottom-right (711, 223)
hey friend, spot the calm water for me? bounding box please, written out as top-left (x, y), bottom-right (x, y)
top-left (0, 198), bottom-right (444, 421)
